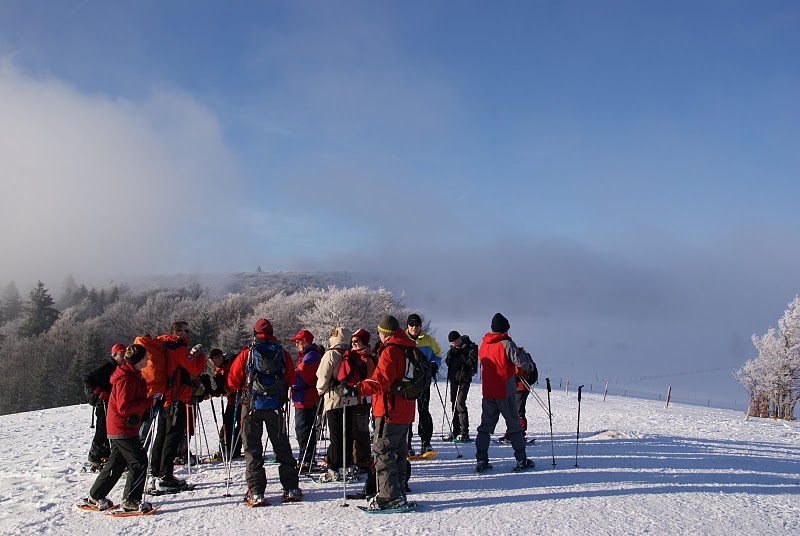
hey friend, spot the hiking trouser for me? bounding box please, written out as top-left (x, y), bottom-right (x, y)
top-left (475, 394), bottom-right (527, 463)
top-left (326, 406), bottom-right (355, 472)
top-left (150, 401), bottom-right (186, 479)
top-left (408, 383), bottom-right (433, 449)
top-left (88, 402), bottom-right (111, 462)
top-left (90, 436), bottom-right (147, 501)
top-left (294, 405), bottom-right (319, 466)
top-left (450, 380), bottom-right (471, 437)
top-left (373, 417), bottom-right (409, 503)
top-left (242, 407), bottom-right (298, 494)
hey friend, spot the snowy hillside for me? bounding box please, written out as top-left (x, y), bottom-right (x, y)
top-left (1, 384), bottom-right (798, 535)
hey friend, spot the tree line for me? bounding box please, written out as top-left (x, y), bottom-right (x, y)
top-left (736, 296), bottom-right (800, 420)
top-left (0, 275), bottom-right (418, 416)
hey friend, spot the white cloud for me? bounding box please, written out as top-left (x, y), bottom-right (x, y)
top-left (0, 61), bottom-right (244, 288)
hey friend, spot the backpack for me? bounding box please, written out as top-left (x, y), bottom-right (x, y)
top-left (386, 344), bottom-right (432, 400)
top-left (337, 349), bottom-right (368, 388)
top-left (246, 340), bottom-right (288, 410)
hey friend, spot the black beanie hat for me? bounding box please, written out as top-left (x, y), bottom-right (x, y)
top-left (406, 313), bottom-right (422, 326)
top-left (491, 313), bottom-right (510, 333)
top-left (125, 344), bottom-right (147, 365)
top-left (378, 314), bottom-right (401, 335)
top-left (448, 330), bottom-right (461, 343)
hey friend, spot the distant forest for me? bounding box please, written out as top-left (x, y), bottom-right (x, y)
top-left (0, 273), bottom-right (420, 415)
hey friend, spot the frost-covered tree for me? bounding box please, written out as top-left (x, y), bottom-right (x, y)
top-left (737, 296), bottom-right (800, 420)
top-left (298, 286), bottom-right (413, 344)
top-left (217, 312), bottom-right (251, 353)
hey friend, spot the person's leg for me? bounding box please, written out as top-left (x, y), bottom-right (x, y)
top-left (456, 381), bottom-right (471, 437)
top-left (241, 411), bottom-right (267, 495)
top-left (475, 398), bottom-right (501, 462)
top-left (417, 385), bottom-right (433, 447)
top-left (500, 394), bottom-right (526, 461)
top-left (159, 402), bottom-right (186, 480)
top-left (117, 437), bottom-right (148, 501)
top-left (326, 408), bottom-right (344, 472)
top-left (88, 403), bottom-right (110, 462)
top-left (265, 410), bottom-right (299, 490)
top-left (89, 440), bottom-right (127, 500)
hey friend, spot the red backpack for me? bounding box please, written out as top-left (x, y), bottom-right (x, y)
top-left (337, 349), bottom-right (368, 388)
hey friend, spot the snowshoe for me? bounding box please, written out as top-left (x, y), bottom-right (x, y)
top-left (475, 460), bottom-right (493, 473)
top-left (513, 458), bottom-right (535, 472)
top-left (281, 488), bottom-right (303, 503)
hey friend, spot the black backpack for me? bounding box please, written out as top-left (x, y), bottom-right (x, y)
top-left (386, 344), bottom-right (431, 400)
top-left (246, 340), bottom-right (288, 410)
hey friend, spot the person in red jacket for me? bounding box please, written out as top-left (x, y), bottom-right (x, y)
top-left (136, 320), bottom-right (206, 492)
top-left (475, 313), bottom-right (536, 473)
top-left (356, 315), bottom-right (416, 511)
top-left (83, 344), bottom-right (155, 513)
top-left (227, 319), bottom-right (301, 506)
top-left (81, 343), bottom-right (127, 470)
top-left (289, 329), bottom-right (322, 471)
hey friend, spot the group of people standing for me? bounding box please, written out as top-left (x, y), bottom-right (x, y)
top-left (79, 310), bottom-right (537, 512)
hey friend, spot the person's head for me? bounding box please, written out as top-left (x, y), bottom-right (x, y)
top-left (378, 314), bottom-right (400, 344)
top-left (351, 329), bottom-right (371, 351)
top-left (208, 348), bottom-right (224, 367)
top-left (491, 313), bottom-right (510, 334)
top-left (171, 321), bottom-right (191, 339)
top-left (110, 343), bottom-right (126, 364)
top-left (253, 318), bottom-right (273, 338)
top-left (329, 327), bottom-right (352, 348)
top-left (125, 344), bottom-right (149, 371)
top-left (290, 329), bottom-right (314, 352)
top-left (448, 331), bottom-right (462, 347)
top-left (406, 313), bottom-right (422, 338)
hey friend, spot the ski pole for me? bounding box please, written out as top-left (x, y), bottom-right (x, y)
top-left (224, 391), bottom-right (240, 497)
top-left (185, 404), bottom-right (192, 477)
top-left (90, 405), bottom-right (95, 428)
top-left (342, 402), bottom-right (349, 508)
top-left (298, 399), bottom-right (323, 477)
top-left (575, 385), bottom-right (584, 468)
top-left (432, 379), bottom-right (462, 458)
top-left (197, 403), bottom-right (211, 463)
top-left (546, 378), bottom-right (556, 468)
top-left (140, 404), bottom-right (161, 508)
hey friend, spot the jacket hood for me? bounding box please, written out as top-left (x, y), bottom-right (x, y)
top-left (329, 327), bottom-right (352, 349)
top-left (482, 332), bottom-right (510, 345)
top-left (110, 362), bottom-right (140, 385)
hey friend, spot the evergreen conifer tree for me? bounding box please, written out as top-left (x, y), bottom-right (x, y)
top-left (2, 281), bottom-right (24, 323)
top-left (65, 327), bottom-right (105, 404)
top-left (19, 281), bottom-right (60, 338)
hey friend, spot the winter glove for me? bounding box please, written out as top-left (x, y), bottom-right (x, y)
top-left (431, 363), bottom-right (439, 379)
top-left (125, 415), bottom-right (140, 426)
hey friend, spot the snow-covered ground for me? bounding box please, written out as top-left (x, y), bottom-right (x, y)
top-left (1, 383), bottom-right (798, 535)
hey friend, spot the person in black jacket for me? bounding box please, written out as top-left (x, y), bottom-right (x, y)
top-left (82, 344), bottom-right (127, 469)
top-left (445, 331), bottom-right (479, 441)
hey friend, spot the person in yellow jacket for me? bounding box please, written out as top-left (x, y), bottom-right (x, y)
top-left (405, 313), bottom-right (441, 454)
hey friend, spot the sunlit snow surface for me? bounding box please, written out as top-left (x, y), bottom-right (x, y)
top-left (1, 388), bottom-right (798, 535)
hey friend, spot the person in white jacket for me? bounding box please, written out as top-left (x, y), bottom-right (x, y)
top-left (316, 327), bottom-right (357, 482)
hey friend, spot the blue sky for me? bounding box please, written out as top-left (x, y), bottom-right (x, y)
top-left (1, 1), bottom-right (798, 405)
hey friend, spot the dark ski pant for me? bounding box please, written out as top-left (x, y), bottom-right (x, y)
top-left (175, 404), bottom-right (197, 462)
top-left (408, 384), bottom-right (433, 449)
top-left (326, 406), bottom-right (356, 472)
top-left (475, 394), bottom-right (527, 463)
top-left (373, 417), bottom-right (409, 503)
top-left (150, 401), bottom-right (186, 479)
top-left (242, 407), bottom-right (298, 494)
top-left (449, 380), bottom-right (471, 437)
top-left (352, 402), bottom-right (372, 469)
top-left (88, 402), bottom-right (111, 462)
top-left (90, 436), bottom-right (147, 502)
top-left (294, 404), bottom-right (320, 467)
top-left (221, 396), bottom-right (242, 458)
